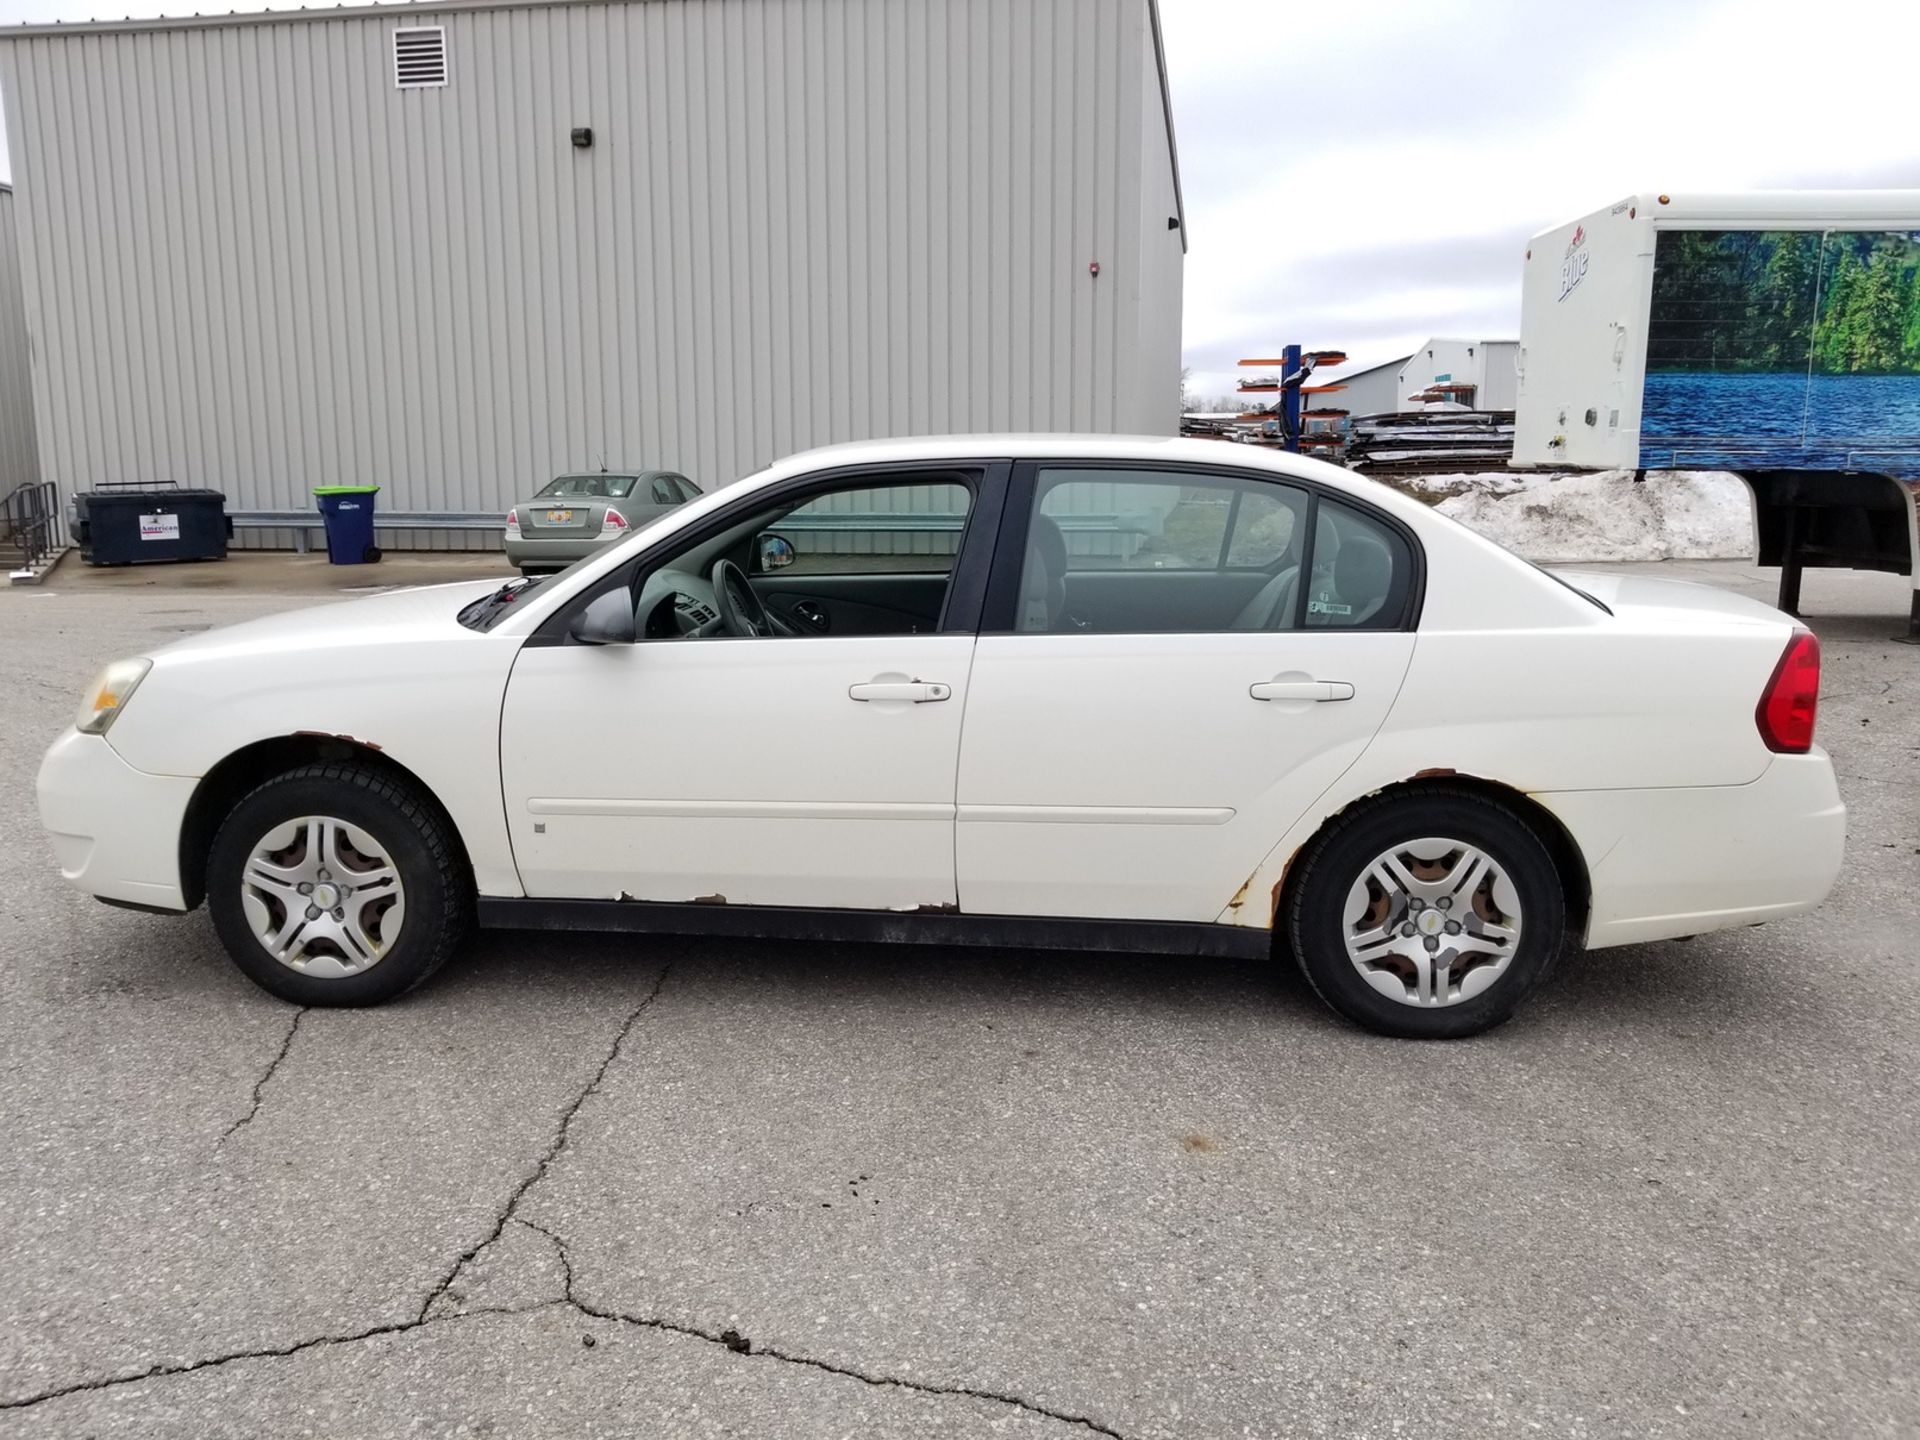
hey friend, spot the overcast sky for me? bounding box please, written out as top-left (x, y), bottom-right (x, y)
top-left (1164, 0), bottom-right (1920, 399)
top-left (1, 0), bottom-right (1917, 401)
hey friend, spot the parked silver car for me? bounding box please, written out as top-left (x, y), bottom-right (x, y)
top-left (504, 470), bottom-right (700, 573)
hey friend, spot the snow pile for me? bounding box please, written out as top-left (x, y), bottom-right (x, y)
top-left (1420, 470), bottom-right (1753, 563)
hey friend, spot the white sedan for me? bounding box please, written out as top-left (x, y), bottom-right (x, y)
top-left (37, 436), bottom-right (1845, 1038)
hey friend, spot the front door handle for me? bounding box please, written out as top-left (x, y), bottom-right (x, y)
top-left (849, 679), bottom-right (952, 703)
top-left (1250, 678), bottom-right (1354, 702)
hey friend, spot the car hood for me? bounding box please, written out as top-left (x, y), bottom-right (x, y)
top-left (145, 580), bottom-right (506, 666)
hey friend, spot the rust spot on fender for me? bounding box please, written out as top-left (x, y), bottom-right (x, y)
top-left (1412, 767), bottom-right (1456, 780)
top-left (908, 901), bottom-right (960, 915)
top-left (691, 893), bottom-right (728, 905)
top-left (1270, 846), bottom-right (1303, 925)
top-left (1225, 873), bottom-right (1256, 912)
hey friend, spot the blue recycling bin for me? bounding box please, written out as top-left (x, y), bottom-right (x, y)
top-left (314, 485), bottom-right (381, 565)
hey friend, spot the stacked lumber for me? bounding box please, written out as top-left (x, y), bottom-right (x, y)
top-left (1346, 410), bottom-right (1516, 476)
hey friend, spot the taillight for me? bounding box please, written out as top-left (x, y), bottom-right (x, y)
top-left (602, 507), bottom-right (629, 531)
top-left (1756, 629), bottom-right (1820, 753)
top-left (504, 508), bottom-right (519, 532)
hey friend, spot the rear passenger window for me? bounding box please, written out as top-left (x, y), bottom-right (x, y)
top-left (1009, 468), bottom-right (1415, 635)
top-left (1225, 489), bottom-right (1301, 568)
top-left (1303, 500), bottom-right (1413, 629)
top-left (1015, 469), bottom-right (1309, 633)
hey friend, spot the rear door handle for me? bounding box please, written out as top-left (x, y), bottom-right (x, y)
top-left (1250, 679), bottom-right (1354, 702)
top-left (849, 679), bottom-right (952, 703)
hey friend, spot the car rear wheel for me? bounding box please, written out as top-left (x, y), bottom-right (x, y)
top-left (206, 763), bottom-right (470, 1005)
top-left (1286, 788), bottom-right (1565, 1039)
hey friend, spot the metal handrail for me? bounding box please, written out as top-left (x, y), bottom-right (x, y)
top-left (1, 481), bottom-right (64, 571)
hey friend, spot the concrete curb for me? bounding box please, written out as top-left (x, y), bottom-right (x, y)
top-left (7, 546), bottom-right (71, 586)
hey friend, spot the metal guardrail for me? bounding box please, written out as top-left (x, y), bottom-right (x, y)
top-left (2, 481), bottom-right (64, 571)
top-left (228, 509), bottom-right (505, 554)
top-left (225, 507), bottom-right (1157, 559)
top-left (774, 511), bottom-right (1144, 535)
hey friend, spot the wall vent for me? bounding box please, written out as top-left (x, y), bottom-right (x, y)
top-left (393, 27), bottom-right (448, 89)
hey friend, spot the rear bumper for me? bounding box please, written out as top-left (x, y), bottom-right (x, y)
top-left (1538, 751), bottom-right (1846, 949)
top-left (36, 729), bottom-right (197, 912)
top-left (503, 532), bottom-right (615, 568)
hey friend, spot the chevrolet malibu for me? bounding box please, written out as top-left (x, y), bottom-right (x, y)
top-left (37, 436), bottom-right (1845, 1038)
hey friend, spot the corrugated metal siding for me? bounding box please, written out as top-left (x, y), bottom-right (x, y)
top-left (0, 0), bottom-right (1178, 550)
top-left (0, 187), bottom-right (42, 501)
top-left (1128, 12), bottom-right (1182, 438)
top-left (1481, 340), bottom-right (1520, 411)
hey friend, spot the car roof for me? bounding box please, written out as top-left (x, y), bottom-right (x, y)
top-left (751, 432), bottom-right (1421, 519)
top-left (765, 433), bottom-right (1381, 485)
top-left (550, 469), bottom-right (680, 480)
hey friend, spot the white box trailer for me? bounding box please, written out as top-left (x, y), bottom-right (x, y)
top-left (1513, 191), bottom-right (1920, 635)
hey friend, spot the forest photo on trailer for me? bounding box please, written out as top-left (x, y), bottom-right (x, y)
top-left (1641, 228), bottom-right (1920, 460)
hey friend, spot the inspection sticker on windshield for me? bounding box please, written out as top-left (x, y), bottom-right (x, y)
top-left (138, 513), bottom-right (179, 542)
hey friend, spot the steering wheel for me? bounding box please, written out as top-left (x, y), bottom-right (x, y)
top-left (710, 558), bottom-right (772, 638)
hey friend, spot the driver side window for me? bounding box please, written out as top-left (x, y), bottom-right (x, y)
top-left (635, 475), bottom-right (976, 640)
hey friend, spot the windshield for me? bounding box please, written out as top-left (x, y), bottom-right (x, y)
top-left (538, 474), bottom-right (637, 499)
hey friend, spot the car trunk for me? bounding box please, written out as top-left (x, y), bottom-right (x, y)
top-left (1552, 570), bottom-right (1797, 629)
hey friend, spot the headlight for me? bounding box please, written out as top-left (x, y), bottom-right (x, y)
top-left (76, 658), bottom-right (152, 735)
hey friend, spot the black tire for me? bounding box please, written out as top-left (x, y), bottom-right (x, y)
top-left (1286, 787), bottom-right (1565, 1039)
top-left (206, 762), bottom-right (471, 1006)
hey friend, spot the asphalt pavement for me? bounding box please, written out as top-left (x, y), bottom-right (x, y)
top-left (1, 556), bottom-right (1915, 1438)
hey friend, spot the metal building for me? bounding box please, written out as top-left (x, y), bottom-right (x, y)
top-left (1398, 338), bottom-right (1518, 412)
top-left (0, 184), bottom-right (41, 505)
top-left (0, 0), bottom-right (1184, 550)
top-left (1318, 354), bottom-right (1409, 419)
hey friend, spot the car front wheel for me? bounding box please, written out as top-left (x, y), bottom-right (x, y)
top-left (206, 763), bottom-right (470, 1005)
top-left (1286, 788), bottom-right (1565, 1039)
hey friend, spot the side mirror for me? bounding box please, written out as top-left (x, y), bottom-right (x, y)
top-left (568, 588), bottom-right (637, 645)
top-left (755, 533), bottom-right (796, 573)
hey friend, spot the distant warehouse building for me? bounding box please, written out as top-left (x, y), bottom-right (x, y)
top-left (1319, 354), bottom-right (1410, 419)
top-left (1399, 338), bottom-right (1518, 412)
top-left (0, 0), bottom-right (1184, 550)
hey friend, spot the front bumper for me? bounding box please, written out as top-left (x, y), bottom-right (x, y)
top-left (37, 729), bottom-right (198, 912)
top-left (503, 531), bottom-right (616, 568)
top-left (1539, 751), bottom-right (1847, 949)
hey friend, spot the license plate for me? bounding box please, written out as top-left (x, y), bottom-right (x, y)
top-left (546, 509), bottom-right (573, 523)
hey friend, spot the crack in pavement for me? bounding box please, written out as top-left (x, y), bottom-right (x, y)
top-left (9, 962), bottom-right (1126, 1436)
top-left (5, 968), bottom-right (671, 1413)
top-left (516, 1217), bottom-right (575, 1297)
top-left (218, 1007), bottom-right (307, 1144)
top-left (0, 1302), bottom-right (548, 1412)
top-left (527, 1218), bottom-right (1131, 1440)
top-left (416, 961), bottom-right (674, 1321)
